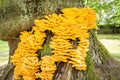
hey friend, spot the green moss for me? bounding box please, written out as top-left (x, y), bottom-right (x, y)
top-left (90, 30), bottom-right (111, 63)
top-left (85, 52), bottom-right (98, 80)
top-left (0, 0), bottom-right (1, 5)
top-left (38, 44), bottom-right (52, 57)
top-left (98, 42), bottom-right (111, 63)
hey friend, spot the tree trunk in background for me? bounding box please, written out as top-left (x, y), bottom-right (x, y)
top-left (0, 0), bottom-right (120, 80)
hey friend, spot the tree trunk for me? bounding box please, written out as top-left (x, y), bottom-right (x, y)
top-left (0, 0), bottom-right (120, 80)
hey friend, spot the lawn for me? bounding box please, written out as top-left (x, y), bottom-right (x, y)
top-left (0, 40), bottom-right (9, 66)
top-left (97, 34), bottom-right (120, 60)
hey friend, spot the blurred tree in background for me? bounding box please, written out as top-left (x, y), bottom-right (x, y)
top-left (83, 0), bottom-right (120, 33)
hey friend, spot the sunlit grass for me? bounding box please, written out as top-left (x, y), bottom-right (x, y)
top-left (97, 34), bottom-right (120, 40)
top-left (0, 40), bottom-right (9, 50)
top-left (0, 40), bottom-right (9, 64)
top-left (97, 34), bottom-right (120, 60)
top-left (111, 53), bottom-right (120, 61)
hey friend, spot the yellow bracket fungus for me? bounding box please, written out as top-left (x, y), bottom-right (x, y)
top-left (11, 8), bottom-right (96, 80)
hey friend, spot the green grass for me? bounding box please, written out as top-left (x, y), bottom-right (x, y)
top-left (97, 34), bottom-right (120, 40)
top-left (0, 40), bottom-right (9, 64)
top-left (97, 34), bottom-right (120, 61)
top-left (111, 53), bottom-right (120, 61)
top-left (0, 41), bottom-right (8, 51)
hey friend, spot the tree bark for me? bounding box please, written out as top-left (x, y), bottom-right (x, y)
top-left (0, 0), bottom-right (120, 80)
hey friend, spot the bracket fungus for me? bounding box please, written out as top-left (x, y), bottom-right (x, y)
top-left (11, 8), bottom-right (96, 80)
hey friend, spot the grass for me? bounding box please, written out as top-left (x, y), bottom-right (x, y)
top-left (0, 41), bottom-right (9, 51)
top-left (97, 34), bottom-right (120, 60)
top-left (0, 40), bottom-right (9, 64)
top-left (97, 34), bottom-right (120, 40)
top-left (111, 53), bottom-right (120, 61)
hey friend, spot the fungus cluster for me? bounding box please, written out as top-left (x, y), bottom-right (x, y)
top-left (11, 8), bottom-right (96, 80)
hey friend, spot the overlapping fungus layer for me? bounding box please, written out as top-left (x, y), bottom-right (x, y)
top-left (11, 8), bottom-right (96, 80)
top-left (36, 56), bottom-right (56, 80)
top-left (11, 30), bottom-right (46, 80)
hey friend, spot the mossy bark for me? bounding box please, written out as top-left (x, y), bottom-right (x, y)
top-left (0, 0), bottom-right (84, 40)
top-left (0, 0), bottom-right (120, 80)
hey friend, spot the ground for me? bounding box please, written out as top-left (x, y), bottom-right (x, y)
top-left (97, 34), bottom-right (120, 60)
